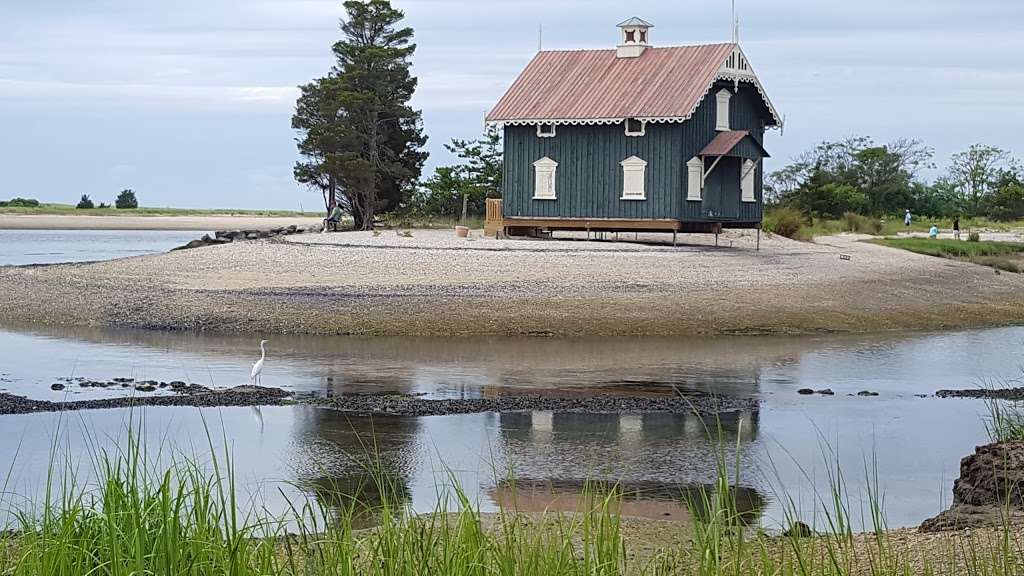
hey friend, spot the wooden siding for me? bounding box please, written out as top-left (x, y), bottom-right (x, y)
top-left (501, 80), bottom-right (768, 224)
top-left (503, 122), bottom-right (684, 220)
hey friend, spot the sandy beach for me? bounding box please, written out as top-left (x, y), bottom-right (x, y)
top-left (1, 228), bottom-right (1023, 336)
top-left (0, 214), bottom-right (325, 231)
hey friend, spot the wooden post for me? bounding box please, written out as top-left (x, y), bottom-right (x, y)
top-left (756, 228), bottom-right (761, 251)
top-left (673, 229), bottom-right (677, 247)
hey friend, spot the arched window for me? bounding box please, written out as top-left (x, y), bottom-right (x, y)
top-left (533, 157), bottom-right (558, 200)
top-left (741, 159), bottom-right (757, 202)
top-left (716, 89), bottom-right (732, 131)
top-left (687, 157), bottom-right (703, 201)
top-left (620, 156), bottom-right (647, 200)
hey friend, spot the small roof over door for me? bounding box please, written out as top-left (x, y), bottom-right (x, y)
top-left (699, 130), bottom-right (770, 159)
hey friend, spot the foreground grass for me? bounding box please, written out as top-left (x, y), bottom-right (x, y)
top-left (0, 203), bottom-right (318, 217)
top-left (2, 420), bottom-right (1023, 575)
top-left (870, 237), bottom-right (1024, 273)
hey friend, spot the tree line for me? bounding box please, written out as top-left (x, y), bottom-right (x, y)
top-left (766, 137), bottom-right (1023, 221)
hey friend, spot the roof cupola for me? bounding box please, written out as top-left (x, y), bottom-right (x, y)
top-left (616, 17), bottom-right (653, 58)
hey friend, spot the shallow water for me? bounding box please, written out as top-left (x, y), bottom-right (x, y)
top-left (0, 324), bottom-right (1022, 530)
top-left (0, 229), bottom-right (201, 266)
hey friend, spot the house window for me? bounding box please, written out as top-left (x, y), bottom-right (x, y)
top-left (533, 157), bottom-right (558, 200)
top-left (624, 118), bottom-right (645, 137)
top-left (536, 123), bottom-right (556, 138)
top-left (620, 156), bottom-right (647, 200)
top-left (716, 89), bottom-right (732, 131)
top-left (741, 159), bottom-right (757, 202)
top-left (687, 157), bottom-right (703, 201)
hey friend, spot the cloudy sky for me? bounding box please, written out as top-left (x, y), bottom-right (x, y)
top-left (1, 0), bottom-right (1021, 209)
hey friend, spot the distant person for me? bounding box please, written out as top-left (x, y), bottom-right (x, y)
top-left (322, 205), bottom-right (343, 233)
top-left (904, 209), bottom-right (912, 228)
top-left (953, 216), bottom-right (961, 240)
top-left (929, 224), bottom-right (939, 239)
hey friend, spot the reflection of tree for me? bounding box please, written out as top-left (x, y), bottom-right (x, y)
top-left (290, 408), bottom-right (421, 525)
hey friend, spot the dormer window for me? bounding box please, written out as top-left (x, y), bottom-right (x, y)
top-left (537, 123), bottom-right (556, 138)
top-left (624, 118), bottom-right (645, 137)
top-left (716, 89), bottom-right (732, 131)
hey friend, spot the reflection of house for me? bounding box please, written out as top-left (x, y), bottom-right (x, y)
top-left (500, 409), bottom-right (759, 443)
top-left (486, 18), bottom-right (781, 240)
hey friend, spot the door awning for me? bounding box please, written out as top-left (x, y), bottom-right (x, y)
top-left (699, 130), bottom-right (770, 159)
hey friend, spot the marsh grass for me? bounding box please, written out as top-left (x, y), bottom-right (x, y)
top-left (870, 237), bottom-right (1024, 273)
top-left (1, 411), bottom-right (1023, 575)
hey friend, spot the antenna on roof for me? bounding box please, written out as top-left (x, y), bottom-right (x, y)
top-left (731, 0), bottom-right (737, 43)
top-left (538, 23), bottom-right (543, 52)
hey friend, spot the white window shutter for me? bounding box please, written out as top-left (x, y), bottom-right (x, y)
top-left (741, 159), bottom-right (756, 202)
top-left (533, 157), bottom-right (558, 199)
top-left (687, 157), bottom-right (703, 201)
top-left (620, 156), bottom-right (647, 199)
top-left (716, 89), bottom-right (732, 131)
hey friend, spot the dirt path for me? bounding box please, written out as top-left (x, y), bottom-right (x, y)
top-left (1, 230), bottom-right (1023, 336)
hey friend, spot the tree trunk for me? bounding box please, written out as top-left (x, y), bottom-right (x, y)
top-left (461, 192), bottom-right (468, 223)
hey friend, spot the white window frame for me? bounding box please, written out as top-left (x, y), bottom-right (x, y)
top-left (686, 157), bottom-right (703, 201)
top-left (536, 123), bottom-right (556, 138)
top-left (620, 156), bottom-right (647, 200)
top-left (533, 157), bottom-right (558, 200)
top-left (741, 159), bottom-right (757, 203)
top-left (715, 88), bottom-right (732, 132)
top-left (624, 118), bottom-right (646, 137)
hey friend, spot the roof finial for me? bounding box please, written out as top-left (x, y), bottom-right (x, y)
top-left (731, 0), bottom-right (737, 43)
top-left (538, 23), bottom-right (543, 52)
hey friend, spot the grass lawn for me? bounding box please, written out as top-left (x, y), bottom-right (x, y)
top-left (871, 237), bottom-right (1024, 273)
top-left (0, 203), bottom-right (318, 217)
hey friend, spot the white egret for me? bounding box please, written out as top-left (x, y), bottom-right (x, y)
top-left (251, 339), bottom-right (268, 385)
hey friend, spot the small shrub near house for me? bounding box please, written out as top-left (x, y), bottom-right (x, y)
top-left (763, 206), bottom-right (806, 239)
top-left (115, 189), bottom-right (138, 209)
top-left (76, 195), bottom-right (95, 209)
top-left (0, 197), bottom-right (40, 208)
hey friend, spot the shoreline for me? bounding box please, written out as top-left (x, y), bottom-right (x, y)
top-left (0, 213), bottom-right (324, 231)
top-left (2, 229), bottom-right (1024, 336)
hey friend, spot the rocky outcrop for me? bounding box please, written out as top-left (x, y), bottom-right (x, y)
top-left (920, 441), bottom-right (1024, 532)
top-left (172, 225), bottom-right (308, 250)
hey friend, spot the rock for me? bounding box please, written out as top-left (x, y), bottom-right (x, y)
top-left (797, 388), bottom-right (814, 395)
top-left (937, 388), bottom-right (1024, 400)
top-left (112, 377), bottom-right (134, 383)
top-left (287, 224), bottom-right (297, 232)
top-left (816, 389), bottom-right (835, 396)
top-left (50, 383), bottom-right (65, 391)
top-left (245, 233), bottom-right (260, 240)
top-left (214, 230), bottom-right (231, 239)
top-left (135, 385), bottom-right (157, 393)
top-left (920, 441), bottom-right (1024, 532)
top-left (782, 521), bottom-right (813, 538)
top-left (857, 390), bottom-right (879, 397)
top-left (209, 237), bottom-right (232, 244)
top-left (200, 234), bottom-right (212, 242)
top-left (174, 239), bottom-right (208, 251)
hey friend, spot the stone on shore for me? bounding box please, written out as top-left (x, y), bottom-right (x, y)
top-left (920, 441), bottom-right (1024, 532)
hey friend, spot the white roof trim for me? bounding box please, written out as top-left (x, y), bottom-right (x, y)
top-left (486, 44), bottom-right (783, 130)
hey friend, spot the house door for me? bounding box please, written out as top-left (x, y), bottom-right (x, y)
top-left (704, 157), bottom-right (741, 220)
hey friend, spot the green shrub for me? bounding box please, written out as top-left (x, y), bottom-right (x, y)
top-left (764, 207), bottom-right (806, 239)
top-left (115, 189), bottom-right (138, 209)
top-left (968, 232), bottom-right (981, 242)
top-left (76, 194), bottom-right (94, 209)
top-left (871, 218), bottom-right (885, 234)
top-left (841, 211), bottom-right (873, 233)
top-left (0, 197), bottom-right (40, 208)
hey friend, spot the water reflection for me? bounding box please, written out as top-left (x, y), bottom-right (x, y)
top-left (0, 324), bottom-right (1022, 529)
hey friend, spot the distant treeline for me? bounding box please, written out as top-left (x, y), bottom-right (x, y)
top-left (0, 197), bottom-right (40, 207)
top-left (766, 138), bottom-right (1023, 221)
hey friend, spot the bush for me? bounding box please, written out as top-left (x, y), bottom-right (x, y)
top-left (764, 207), bottom-right (806, 239)
top-left (98, 202), bottom-right (110, 208)
top-left (0, 197), bottom-right (40, 208)
top-left (76, 194), bottom-right (95, 209)
top-left (871, 218), bottom-right (885, 234)
top-left (968, 232), bottom-right (981, 242)
top-left (841, 211), bottom-right (873, 233)
top-left (115, 189), bottom-right (138, 209)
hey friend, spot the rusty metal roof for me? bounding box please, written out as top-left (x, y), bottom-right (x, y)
top-left (486, 44), bottom-right (736, 124)
top-left (700, 130), bottom-right (749, 156)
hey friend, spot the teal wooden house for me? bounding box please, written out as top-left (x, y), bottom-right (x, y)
top-left (485, 18), bottom-right (781, 240)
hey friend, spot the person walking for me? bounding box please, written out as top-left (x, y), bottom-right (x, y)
top-left (904, 209), bottom-right (912, 228)
top-left (953, 216), bottom-right (961, 240)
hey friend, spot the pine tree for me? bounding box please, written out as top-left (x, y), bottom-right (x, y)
top-left (293, 0), bottom-right (427, 229)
